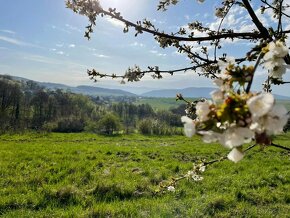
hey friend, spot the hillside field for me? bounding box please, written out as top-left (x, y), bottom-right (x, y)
top-left (0, 133), bottom-right (289, 217)
top-left (136, 97), bottom-right (290, 111)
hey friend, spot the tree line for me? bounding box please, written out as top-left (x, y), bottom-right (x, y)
top-left (0, 75), bottom-right (185, 135)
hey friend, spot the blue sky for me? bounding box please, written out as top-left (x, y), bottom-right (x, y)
top-left (0, 0), bottom-right (289, 95)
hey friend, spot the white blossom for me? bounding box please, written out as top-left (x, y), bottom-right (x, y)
top-left (167, 186), bottom-right (175, 192)
top-left (196, 101), bottom-right (211, 122)
top-left (199, 165), bottom-right (206, 172)
top-left (220, 127), bottom-right (254, 148)
top-left (181, 116), bottom-right (196, 137)
top-left (200, 131), bottom-right (221, 143)
top-left (264, 57), bottom-right (287, 79)
top-left (263, 40), bottom-right (289, 79)
top-left (213, 78), bottom-right (230, 91)
top-left (218, 57), bottom-right (235, 70)
top-left (217, 57), bottom-right (235, 80)
top-left (227, 148), bottom-right (244, 163)
top-left (192, 174), bottom-right (204, 181)
top-left (251, 104), bottom-right (289, 135)
top-left (247, 93), bottom-right (274, 119)
top-left (210, 89), bottom-right (224, 103)
top-left (265, 104), bottom-right (288, 134)
top-left (267, 41), bottom-right (289, 58)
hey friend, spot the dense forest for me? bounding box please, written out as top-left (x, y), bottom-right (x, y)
top-left (0, 75), bottom-right (184, 135)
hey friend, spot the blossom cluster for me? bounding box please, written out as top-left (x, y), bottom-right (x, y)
top-left (182, 90), bottom-right (288, 163)
top-left (262, 40), bottom-right (290, 80)
top-left (181, 44), bottom-right (289, 163)
top-left (66, 0), bottom-right (102, 23)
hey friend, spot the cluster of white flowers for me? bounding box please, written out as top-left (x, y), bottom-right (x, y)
top-left (248, 93), bottom-right (288, 135)
top-left (66, 0), bottom-right (102, 18)
top-left (181, 83), bottom-right (289, 163)
top-left (167, 186), bottom-right (175, 192)
top-left (185, 163), bottom-right (206, 181)
top-left (181, 39), bottom-right (289, 163)
top-left (263, 40), bottom-right (289, 80)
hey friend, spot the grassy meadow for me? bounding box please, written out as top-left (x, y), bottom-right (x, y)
top-left (0, 132), bottom-right (290, 217)
top-left (135, 98), bottom-right (185, 110)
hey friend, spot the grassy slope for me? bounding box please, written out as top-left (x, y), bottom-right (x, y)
top-left (135, 98), bottom-right (184, 110)
top-left (0, 133), bottom-right (289, 217)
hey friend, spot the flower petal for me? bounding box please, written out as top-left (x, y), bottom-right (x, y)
top-left (227, 148), bottom-right (244, 163)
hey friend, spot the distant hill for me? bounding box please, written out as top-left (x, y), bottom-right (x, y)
top-left (141, 87), bottom-right (290, 100)
top-left (71, 85), bottom-right (136, 96)
top-left (5, 75), bottom-right (136, 97)
top-left (2, 74), bottom-right (290, 100)
top-left (141, 87), bottom-right (215, 98)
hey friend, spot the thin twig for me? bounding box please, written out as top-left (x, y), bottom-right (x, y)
top-left (271, 143), bottom-right (290, 151)
top-left (246, 53), bottom-right (263, 93)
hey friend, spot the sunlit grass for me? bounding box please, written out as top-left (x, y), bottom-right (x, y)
top-left (0, 133), bottom-right (289, 217)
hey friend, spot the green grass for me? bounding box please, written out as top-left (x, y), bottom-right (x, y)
top-left (135, 97), bottom-right (185, 110)
top-left (0, 132), bottom-right (289, 217)
top-left (278, 99), bottom-right (290, 111)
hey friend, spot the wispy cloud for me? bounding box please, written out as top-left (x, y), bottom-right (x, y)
top-left (0, 29), bottom-right (16, 34)
top-left (150, 50), bottom-right (167, 57)
top-left (65, 24), bottom-right (81, 32)
top-left (106, 18), bottom-right (126, 28)
top-left (130, 42), bottom-right (145, 47)
top-left (68, 44), bottom-right (76, 48)
top-left (23, 55), bottom-right (59, 64)
top-left (56, 43), bottom-right (64, 47)
top-left (0, 35), bottom-right (36, 47)
top-left (57, 51), bottom-right (65, 55)
top-left (51, 25), bottom-right (70, 34)
top-left (93, 53), bottom-right (110, 58)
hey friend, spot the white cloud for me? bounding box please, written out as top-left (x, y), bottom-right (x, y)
top-left (106, 18), bottom-right (126, 28)
top-left (57, 51), bottom-right (64, 55)
top-left (150, 50), bottom-right (167, 57)
top-left (152, 19), bottom-right (166, 25)
top-left (65, 24), bottom-right (81, 32)
top-left (56, 43), bottom-right (64, 47)
top-left (0, 29), bottom-right (16, 34)
top-left (0, 35), bottom-right (36, 47)
top-left (23, 55), bottom-right (58, 64)
top-left (93, 53), bottom-right (110, 58)
top-left (68, 44), bottom-right (76, 48)
top-left (130, 42), bottom-right (145, 47)
top-left (51, 25), bottom-right (70, 34)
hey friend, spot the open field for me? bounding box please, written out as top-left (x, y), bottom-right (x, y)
top-left (135, 98), bottom-right (186, 110)
top-left (0, 133), bottom-right (290, 217)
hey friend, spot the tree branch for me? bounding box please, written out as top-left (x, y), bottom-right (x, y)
top-left (246, 53), bottom-right (263, 93)
top-left (101, 9), bottom-right (262, 42)
top-left (87, 64), bottom-right (209, 82)
top-left (242, 0), bottom-right (271, 39)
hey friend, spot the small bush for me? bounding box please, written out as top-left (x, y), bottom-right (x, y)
top-left (97, 113), bottom-right (122, 135)
top-left (53, 118), bottom-right (85, 133)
